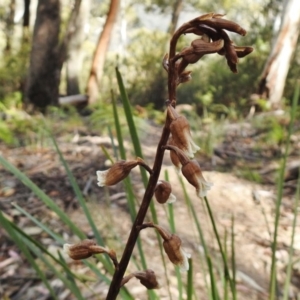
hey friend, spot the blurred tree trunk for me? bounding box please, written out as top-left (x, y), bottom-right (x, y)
top-left (25, 0), bottom-right (60, 110)
top-left (258, 0), bottom-right (300, 109)
top-left (168, 0), bottom-right (183, 35)
top-left (86, 0), bottom-right (119, 104)
top-left (4, 0), bottom-right (16, 53)
top-left (25, 0), bottom-right (84, 110)
top-left (22, 0), bottom-right (31, 41)
top-left (66, 0), bottom-right (90, 95)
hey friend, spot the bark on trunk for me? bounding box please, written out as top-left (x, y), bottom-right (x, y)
top-left (22, 0), bottom-right (31, 40)
top-left (66, 0), bottom-right (90, 95)
top-left (4, 0), bottom-right (16, 53)
top-left (25, 0), bottom-right (60, 110)
top-left (86, 0), bottom-right (119, 103)
top-left (258, 0), bottom-right (300, 109)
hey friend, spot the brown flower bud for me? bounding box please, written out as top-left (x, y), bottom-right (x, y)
top-left (121, 269), bottom-right (160, 289)
top-left (199, 14), bottom-right (247, 36)
top-left (235, 46), bottom-right (254, 58)
top-left (163, 234), bottom-right (191, 272)
top-left (181, 160), bottom-right (213, 198)
top-left (96, 158), bottom-right (145, 186)
top-left (155, 180), bottom-right (176, 204)
top-left (135, 269), bottom-right (160, 289)
top-left (151, 224), bottom-right (190, 271)
top-left (64, 240), bottom-right (118, 268)
top-left (177, 39), bottom-right (224, 74)
top-left (63, 240), bottom-right (107, 260)
top-left (191, 38), bottom-right (224, 54)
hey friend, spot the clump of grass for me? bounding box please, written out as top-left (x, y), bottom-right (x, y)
top-left (11, 10), bottom-right (299, 300)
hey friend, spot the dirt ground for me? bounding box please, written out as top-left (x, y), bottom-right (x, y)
top-left (0, 120), bottom-right (300, 300)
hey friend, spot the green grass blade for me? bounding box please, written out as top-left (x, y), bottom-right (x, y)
top-left (0, 155), bottom-right (85, 238)
top-left (46, 127), bottom-right (114, 273)
top-left (283, 170), bottom-right (300, 300)
top-left (204, 196), bottom-right (235, 300)
top-left (115, 67), bottom-right (143, 161)
top-left (269, 83), bottom-right (299, 299)
top-left (23, 237), bottom-right (86, 300)
top-left (223, 230), bottom-right (229, 300)
top-left (231, 215), bottom-right (237, 299)
top-left (48, 129), bottom-right (104, 245)
top-left (178, 175), bottom-right (214, 299)
top-left (187, 258), bottom-right (194, 300)
top-left (57, 252), bottom-right (87, 300)
top-left (207, 255), bottom-right (219, 300)
top-left (5, 210), bottom-right (132, 299)
top-left (166, 199), bottom-right (183, 300)
top-left (115, 68), bottom-right (163, 299)
top-left (12, 202), bottom-right (64, 244)
top-left (111, 89), bottom-right (126, 160)
top-left (0, 211), bottom-right (58, 299)
top-left (111, 89), bottom-right (147, 270)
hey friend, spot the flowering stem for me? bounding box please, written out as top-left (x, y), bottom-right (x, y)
top-left (105, 123), bottom-right (171, 299)
top-left (105, 20), bottom-right (189, 300)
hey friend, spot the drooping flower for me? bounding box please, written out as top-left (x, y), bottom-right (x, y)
top-left (63, 240), bottom-right (118, 267)
top-left (162, 233), bottom-right (191, 272)
top-left (121, 269), bottom-right (160, 289)
top-left (181, 159), bottom-right (213, 198)
top-left (96, 157), bottom-right (146, 186)
top-left (154, 180), bottom-right (176, 204)
top-left (194, 13), bottom-right (247, 36)
top-left (177, 38), bottom-right (224, 75)
top-left (165, 145), bottom-right (212, 198)
top-left (64, 240), bottom-right (106, 260)
top-left (176, 13), bottom-right (253, 76)
top-left (167, 105), bottom-right (200, 158)
top-left (147, 223), bottom-right (191, 272)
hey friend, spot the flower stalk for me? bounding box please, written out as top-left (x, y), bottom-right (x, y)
top-left (101, 13), bottom-right (252, 299)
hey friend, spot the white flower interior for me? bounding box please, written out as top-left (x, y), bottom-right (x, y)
top-left (96, 170), bottom-right (109, 187)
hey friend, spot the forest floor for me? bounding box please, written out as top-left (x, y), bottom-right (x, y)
top-left (0, 112), bottom-right (300, 300)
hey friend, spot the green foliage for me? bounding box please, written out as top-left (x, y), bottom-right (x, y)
top-left (0, 45), bottom-right (29, 100)
top-left (119, 28), bottom-right (168, 109)
top-left (238, 168), bottom-right (262, 183)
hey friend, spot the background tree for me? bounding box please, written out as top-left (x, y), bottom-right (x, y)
top-left (167, 0), bottom-right (183, 35)
top-left (65, 0), bottom-right (90, 95)
top-left (25, 0), bottom-right (85, 109)
top-left (258, 0), bottom-right (300, 109)
top-left (23, 0), bottom-right (31, 41)
top-left (25, 0), bottom-right (60, 110)
top-left (4, 0), bottom-right (15, 53)
top-left (86, 0), bottom-right (120, 104)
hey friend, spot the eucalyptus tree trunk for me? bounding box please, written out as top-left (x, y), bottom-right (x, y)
top-left (258, 0), bottom-right (300, 109)
top-left (23, 0), bottom-right (30, 40)
top-left (25, 0), bottom-right (60, 110)
top-left (86, 0), bottom-right (120, 103)
top-left (66, 0), bottom-right (90, 95)
top-left (4, 0), bottom-right (16, 53)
